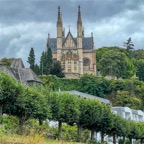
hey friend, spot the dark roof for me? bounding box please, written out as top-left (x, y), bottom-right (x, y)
top-left (0, 58), bottom-right (42, 85)
top-left (0, 66), bottom-right (42, 84)
top-left (49, 37), bottom-right (93, 51)
top-left (68, 90), bottom-right (111, 104)
top-left (0, 66), bottom-right (18, 81)
top-left (10, 58), bottom-right (25, 69)
top-left (18, 68), bottom-right (42, 84)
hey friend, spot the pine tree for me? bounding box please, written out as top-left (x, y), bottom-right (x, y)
top-left (46, 47), bottom-right (53, 74)
top-left (123, 37), bottom-right (134, 52)
top-left (40, 51), bottom-right (46, 75)
top-left (34, 64), bottom-right (40, 75)
top-left (27, 47), bottom-right (35, 71)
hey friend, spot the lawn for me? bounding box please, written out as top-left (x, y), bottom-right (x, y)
top-left (0, 133), bottom-right (83, 144)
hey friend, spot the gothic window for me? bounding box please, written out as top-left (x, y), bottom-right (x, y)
top-left (68, 58), bottom-right (71, 63)
top-left (61, 53), bottom-right (65, 61)
top-left (83, 58), bottom-right (90, 66)
top-left (68, 66), bottom-right (71, 72)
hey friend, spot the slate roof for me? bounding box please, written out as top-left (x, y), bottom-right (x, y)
top-left (0, 58), bottom-right (42, 84)
top-left (48, 37), bottom-right (93, 51)
top-left (68, 90), bottom-right (111, 104)
top-left (10, 58), bottom-right (25, 69)
top-left (18, 68), bottom-right (42, 84)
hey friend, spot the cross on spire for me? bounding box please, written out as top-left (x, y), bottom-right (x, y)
top-left (68, 25), bottom-right (71, 32)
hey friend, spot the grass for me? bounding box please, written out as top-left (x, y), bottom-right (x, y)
top-left (0, 133), bottom-right (83, 144)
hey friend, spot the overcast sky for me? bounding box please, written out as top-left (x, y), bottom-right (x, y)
top-left (0, 0), bottom-right (144, 67)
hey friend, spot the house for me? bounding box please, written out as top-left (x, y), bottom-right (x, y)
top-left (0, 58), bottom-right (42, 85)
top-left (112, 106), bottom-right (144, 122)
top-left (68, 90), bottom-right (111, 105)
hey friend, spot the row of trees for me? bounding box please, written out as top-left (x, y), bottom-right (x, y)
top-left (27, 47), bottom-right (64, 77)
top-left (1, 71), bottom-right (144, 143)
top-left (40, 74), bottom-right (144, 110)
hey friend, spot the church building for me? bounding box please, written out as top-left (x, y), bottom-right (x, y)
top-left (46, 6), bottom-right (96, 79)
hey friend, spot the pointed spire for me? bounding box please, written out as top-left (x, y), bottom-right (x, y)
top-left (91, 32), bottom-right (94, 49)
top-left (46, 33), bottom-right (50, 49)
top-left (82, 27), bottom-right (84, 37)
top-left (57, 6), bottom-right (62, 26)
top-left (77, 5), bottom-right (82, 26)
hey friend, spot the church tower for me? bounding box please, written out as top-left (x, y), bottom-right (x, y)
top-left (77, 6), bottom-right (83, 75)
top-left (46, 6), bottom-right (96, 79)
top-left (57, 6), bottom-right (63, 61)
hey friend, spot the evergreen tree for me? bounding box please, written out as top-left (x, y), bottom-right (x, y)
top-left (34, 64), bottom-right (40, 76)
top-left (46, 47), bottom-right (53, 74)
top-left (40, 51), bottom-right (46, 75)
top-left (27, 47), bottom-right (35, 71)
top-left (123, 37), bottom-right (134, 54)
top-left (50, 61), bottom-right (64, 78)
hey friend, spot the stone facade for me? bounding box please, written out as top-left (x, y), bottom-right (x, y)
top-left (46, 6), bottom-right (96, 79)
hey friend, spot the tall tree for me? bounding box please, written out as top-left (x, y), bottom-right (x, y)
top-left (27, 47), bottom-right (35, 71)
top-left (40, 51), bottom-right (46, 75)
top-left (123, 37), bottom-right (134, 58)
top-left (34, 64), bottom-right (40, 76)
top-left (46, 47), bottom-right (53, 74)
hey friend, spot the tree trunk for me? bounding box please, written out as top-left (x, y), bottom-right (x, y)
top-left (113, 133), bottom-right (116, 144)
top-left (129, 138), bottom-right (132, 144)
top-left (77, 124), bottom-right (82, 142)
top-left (0, 103), bottom-right (3, 122)
top-left (19, 118), bottom-right (25, 135)
top-left (39, 119), bottom-right (43, 126)
top-left (58, 121), bottom-right (62, 140)
top-left (101, 131), bottom-right (105, 144)
top-left (140, 139), bottom-right (143, 144)
top-left (123, 136), bottom-right (126, 144)
top-left (91, 129), bottom-right (95, 141)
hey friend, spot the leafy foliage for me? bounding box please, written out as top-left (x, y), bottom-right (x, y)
top-left (79, 74), bottom-right (111, 98)
top-left (50, 61), bottom-right (64, 78)
top-left (98, 50), bottom-right (135, 78)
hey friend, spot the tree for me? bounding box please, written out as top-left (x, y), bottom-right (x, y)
top-left (96, 105), bottom-right (113, 144)
top-left (112, 90), bottom-right (143, 110)
top-left (79, 74), bottom-right (112, 98)
top-left (40, 51), bottom-right (46, 75)
top-left (46, 47), bottom-right (53, 74)
top-left (96, 46), bottom-right (128, 65)
top-left (123, 37), bottom-right (134, 52)
top-left (27, 47), bottom-right (35, 71)
top-left (135, 59), bottom-right (144, 81)
top-left (50, 61), bottom-right (64, 78)
top-left (77, 98), bottom-right (103, 142)
top-left (0, 71), bottom-right (22, 121)
top-left (48, 92), bottom-right (80, 140)
top-left (4, 86), bottom-right (51, 134)
top-left (34, 64), bottom-right (40, 75)
top-left (98, 50), bottom-right (135, 79)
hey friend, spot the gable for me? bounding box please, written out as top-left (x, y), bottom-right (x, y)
top-left (63, 32), bottom-right (76, 48)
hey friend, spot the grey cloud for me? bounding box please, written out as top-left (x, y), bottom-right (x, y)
top-left (0, 0), bottom-right (144, 67)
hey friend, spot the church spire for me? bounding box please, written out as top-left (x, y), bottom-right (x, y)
top-left (46, 33), bottom-right (50, 52)
top-left (57, 6), bottom-right (62, 26)
top-left (77, 5), bottom-right (82, 26)
top-left (77, 5), bottom-right (83, 37)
